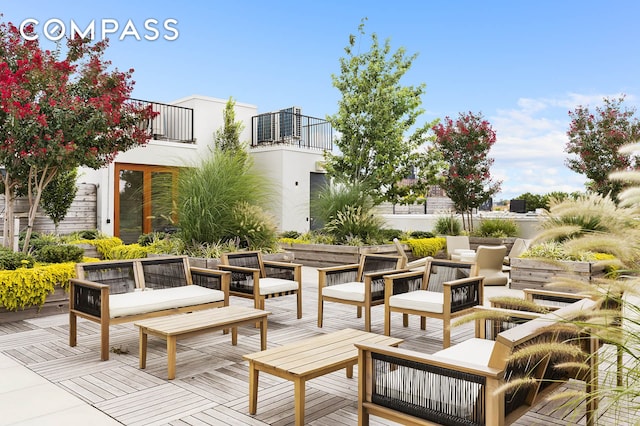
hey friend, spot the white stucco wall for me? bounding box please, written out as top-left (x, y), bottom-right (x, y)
top-left (250, 146), bottom-right (326, 233)
top-left (79, 95), bottom-right (258, 235)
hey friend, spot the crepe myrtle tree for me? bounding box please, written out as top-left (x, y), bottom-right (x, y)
top-left (432, 111), bottom-right (501, 232)
top-left (325, 19), bottom-right (444, 205)
top-left (565, 95), bottom-right (640, 202)
top-left (0, 21), bottom-right (156, 251)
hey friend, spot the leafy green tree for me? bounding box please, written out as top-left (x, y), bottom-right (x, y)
top-left (432, 112), bottom-right (501, 231)
top-left (214, 96), bottom-right (247, 162)
top-left (565, 95), bottom-right (640, 201)
top-left (514, 192), bottom-right (548, 211)
top-left (40, 168), bottom-right (78, 234)
top-left (325, 19), bottom-right (444, 205)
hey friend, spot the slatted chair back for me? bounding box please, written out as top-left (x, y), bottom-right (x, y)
top-left (137, 256), bottom-right (192, 289)
top-left (76, 259), bottom-right (138, 295)
top-left (424, 259), bottom-right (476, 293)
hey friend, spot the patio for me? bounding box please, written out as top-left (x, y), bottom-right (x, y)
top-left (0, 265), bottom-right (634, 425)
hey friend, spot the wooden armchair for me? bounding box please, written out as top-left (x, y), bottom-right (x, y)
top-left (218, 251), bottom-right (303, 318)
top-left (358, 298), bottom-right (600, 426)
top-left (384, 258), bottom-right (482, 348)
top-left (317, 254), bottom-right (406, 332)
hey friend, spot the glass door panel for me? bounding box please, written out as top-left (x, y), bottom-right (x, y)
top-left (118, 169), bottom-right (144, 244)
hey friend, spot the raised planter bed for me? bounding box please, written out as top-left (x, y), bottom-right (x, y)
top-left (469, 236), bottom-right (517, 252)
top-left (510, 257), bottom-right (606, 292)
top-left (0, 287), bottom-right (68, 323)
top-left (277, 243), bottom-right (419, 267)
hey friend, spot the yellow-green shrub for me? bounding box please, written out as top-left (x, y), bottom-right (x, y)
top-left (0, 262), bottom-right (77, 311)
top-left (405, 237), bottom-right (446, 258)
top-left (70, 237), bottom-right (123, 259)
top-left (106, 243), bottom-right (151, 260)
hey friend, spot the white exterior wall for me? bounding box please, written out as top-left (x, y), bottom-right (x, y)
top-left (250, 146), bottom-right (326, 233)
top-left (79, 95), bottom-right (258, 235)
top-left (381, 213), bottom-right (543, 239)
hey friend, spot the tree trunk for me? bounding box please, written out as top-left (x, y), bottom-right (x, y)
top-left (3, 175), bottom-right (16, 250)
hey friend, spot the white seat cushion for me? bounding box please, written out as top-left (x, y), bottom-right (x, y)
top-left (322, 282), bottom-right (364, 302)
top-left (258, 278), bottom-right (299, 296)
top-left (433, 338), bottom-right (495, 367)
top-left (388, 290), bottom-right (443, 313)
top-left (109, 285), bottom-right (225, 318)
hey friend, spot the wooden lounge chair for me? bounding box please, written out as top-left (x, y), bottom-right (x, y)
top-left (218, 251), bottom-right (303, 318)
top-left (317, 254), bottom-right (406, 332)
top-left (383, 258), bottom-right (482, 348)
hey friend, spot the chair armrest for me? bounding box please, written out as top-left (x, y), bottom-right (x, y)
top-left (443, 276), bottom-right (484, 313)
top-left (69, 278), bottom-right (109, 319)
top-left (189, 267), bottom-right (230, 305)
top-left (363, 268), bottom-right (407, 281)
top-left (218, 265), bottom-right (260, 295)
top-left (218, 264), bottom-right (260, 275)
top-left (263, 260), bottom-right (302, 269)
top-left (263, 260), bottom-right (302, 282)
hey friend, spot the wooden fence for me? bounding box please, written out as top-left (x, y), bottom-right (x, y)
top-left (0, 183), bottom-right (97, 238)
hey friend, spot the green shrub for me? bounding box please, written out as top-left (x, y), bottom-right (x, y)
top-left (434, 215), bottom-right (462, 236)
top-left (473, 218), bottom-right (519, 238)
top-left (280, 230), bottom-right (301, 239)
top-left (379, 228), bottom-right (405, 242)
top-left (520, 241), bottom-right (595, 261)
top-left (36, 244), bottom-right (84, 263)
top-left (324, 205), bottom-right (385, 244)
top-left (311, 182), bottom-right (373, 225)
top-left (78, 229), bottom-right (99, 240)
top-left (410, 230), bottom-right (435, 239)
top-left (406, 237), bottom-right (446, 258)
top-left (0, 247), bottom-right (34, 270)
top-left (21, 232), bottom-right (60, 255)
top-left (230, 201), bottom-right (279, 251)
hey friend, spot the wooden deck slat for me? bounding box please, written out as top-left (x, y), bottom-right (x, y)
top-left (0, 265), bottom-right (636, 425)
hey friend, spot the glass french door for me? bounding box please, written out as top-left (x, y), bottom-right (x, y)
top-left (114, 163), bottom-right (178, 244)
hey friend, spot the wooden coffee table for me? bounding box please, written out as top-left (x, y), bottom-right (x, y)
top-left (135, 305), bottom-right (270, 379)
top-left (243, 328), bottom-right (403, 426)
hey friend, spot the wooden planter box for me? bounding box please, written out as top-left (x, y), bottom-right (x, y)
top-left (469, 237), bottom-right (517, 252)
top-left (277, 243), bottom-right (419, 268)
top-left (186, 251), bottom-right (295, 269)
top-left (510, 258), bottom-right (606, 292)
top-left (0, 287), bottom-right (69, 323)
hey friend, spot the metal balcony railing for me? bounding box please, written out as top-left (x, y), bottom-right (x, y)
top-left (251, 111), bottom-right (333, 151)
top-left (129, 99), bottom-right (194, 144)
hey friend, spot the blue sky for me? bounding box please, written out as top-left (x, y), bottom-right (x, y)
top-left (3, 1), bottom-right (640, 201)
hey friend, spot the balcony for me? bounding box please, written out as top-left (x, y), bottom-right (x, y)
top-left (251, 110), bottom-right (333, 151)
top-left (129, 98), bottom-right (195, 144)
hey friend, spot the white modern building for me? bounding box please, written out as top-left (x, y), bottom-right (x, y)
top-left (79, 95), bottom-right (332, 243)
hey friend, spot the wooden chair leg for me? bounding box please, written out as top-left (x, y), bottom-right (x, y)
top-left (69, 311), bottom-right (77, 347)
top-left (357, 306), bottom-right (362, 318)
top-left (402, 313), bottom-right (409, 327)
top-left (317, 297), bottom-right (323, 328)
top-left (296, 290), bottom-right (302, 319)
top-left (420, 316), bottom-right (426, 330)
top-left (384, 306), bottom-right (391, 336)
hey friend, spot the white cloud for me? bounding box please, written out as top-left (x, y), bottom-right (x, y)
top-left (487, 92), bottom-right (630, 200)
